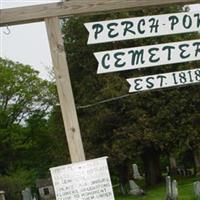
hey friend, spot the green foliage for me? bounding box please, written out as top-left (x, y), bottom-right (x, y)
top-left (62, 5), bottom-right (200, 184)
top-left (63, 6), bottom-right (198, 153)
top-left (0, 58), bottom-right (66, 178)
top-left (0, 169), bottom-right (36, 200)
top-left (24, 107), bottom-right (69, 177)
top-left (0, 58), bottom-right (53, 126)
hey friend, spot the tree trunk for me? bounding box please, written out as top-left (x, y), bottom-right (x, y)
top-left (118, 159), bottom-right (130, 194)
top-left (193, 149), bottom-right (200, 176)
top-left (169, 153), bottom-right (177, 176)
top-left (142, 147), bottom-right (163, 186)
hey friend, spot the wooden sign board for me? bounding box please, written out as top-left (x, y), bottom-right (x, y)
top-left (127, 68), bottom-right (200, 92)
top-left (85, 10), bottom-right (200, 92)
top-left (50, 157), bottom-right (115, 200)
top-left (95, 39), bottom-right (200, 74)
top-left (85, 11), bottom-right (200, 44)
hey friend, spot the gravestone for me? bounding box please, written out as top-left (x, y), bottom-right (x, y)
top-left (22, 188), bottom-right (32, 200)
top-left (120, 184), bottom-right (126, 195)
top-left (171, 180), bottom-right (178, 200)
top-left (132, 164), bottom-right (143, 180)
top-left (166, 166), bottom-right (170, 176)
top-left (0, 191), bottom-right (5, 200)
top-left (32, 197), bottom-right (36, 200)
top-left (186, 168), bottom-right (195, 176)
top-left (166, 176), bottom-right (178, 200)
top-left (129, 180), bottom-right (144, 196)
top-left (166, 176), bottom-right (172, 200)
top-left (177, 166), bottom-right (186, 176)
top-left (194, 181), bottom-right (200, 198)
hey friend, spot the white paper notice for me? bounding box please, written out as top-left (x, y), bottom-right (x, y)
top-left (50, 157), bottom-right (115, 200)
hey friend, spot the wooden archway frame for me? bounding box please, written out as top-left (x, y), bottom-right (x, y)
top-left (0, 0), bottom-right (199, 163)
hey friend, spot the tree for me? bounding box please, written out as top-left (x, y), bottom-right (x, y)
top-left (24, 106), bottom-right (69, 177)
top-left (62, 4), bottom-right (200, 186)
top-left (0, 58), bottom-right (53, 173)
top-left (178, 86), bottom-right (200, 176)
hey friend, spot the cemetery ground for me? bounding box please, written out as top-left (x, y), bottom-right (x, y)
top-left (115, 177), bottom-right (199, 200)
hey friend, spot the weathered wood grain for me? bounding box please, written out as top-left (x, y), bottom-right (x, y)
top-left (45, 17), bottom-right (86, 163)
top-left (1, 0), bottom-right (199, 27)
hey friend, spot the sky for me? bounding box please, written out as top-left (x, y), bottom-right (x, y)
top-left (0, 0), bottom-right (60, 80)
top-left (0, 1), bottom-right (200, 80)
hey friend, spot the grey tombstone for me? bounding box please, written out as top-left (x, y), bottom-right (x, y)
top-left (166, 176), bottom-right (172, 200)
top-left (177, 166), bottom-right (186, 176)
top-left (186, 168), bottom-right (195, 176)
top-left (166, 166), bottom-right (170, 176)
top-left (132, 164), bottom-right (143, 180)
top-left (172, 180), bottom-right (178, 200)
top-left (0, 191), bottom-right (6, 200)
top-left (194, 181), bottom-right (200, 198)
top-left (129, 180), bottom-right (144, 196)
top-left (32, 194), bottom-right (38, 200)
top-left (22, 188), bottom-right (32, 200)
top-left (166, 176), bottom-right (178, 200)
top-left (120, 184), bottom-right (126, 195)
top-left (177, 168), bottom-right (181, 176)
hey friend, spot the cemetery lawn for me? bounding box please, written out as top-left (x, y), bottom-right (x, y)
top-left (115, 177), bottom-right (199, 200)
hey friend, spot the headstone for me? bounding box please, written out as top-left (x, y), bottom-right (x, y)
top-left (177, 166), bottom-right (186, 176)
top-left (50, 157), bottom-right (115, 200)
top-left (132, 164), bottom-right (143, 180)
top-left (171, 180), bottom-right (178, 200)
top-left (186, 168), bottom-right (195, 176)
top-left (32, 193), bottom-right (38, 200)
top-left (166, 176), bottom-right (172, 200)
top-left (194, 181), bottom-right (200, 198)
top-left (129, 180), bottom-right (144, 196)
top-left (166, 166), bottom-right (170, 176)
top-left (177, 168), bottom-right (181, 176)
top-left (120, 184), bottom-right (126, 195)
top-left (22, 188), bottom-right (32, 200)
top-left (165, 176), bottom-right (178, 200)
top-left (0, 191), bottom-right (6, 200)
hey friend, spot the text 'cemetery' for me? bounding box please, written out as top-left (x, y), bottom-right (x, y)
top-left (95, 39), bottom-right (200, 74)
top-left (85, 11), bottom-right (200, 93)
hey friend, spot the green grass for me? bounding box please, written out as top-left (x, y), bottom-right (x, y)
top-left (115, 177), bottom-right (200, 200)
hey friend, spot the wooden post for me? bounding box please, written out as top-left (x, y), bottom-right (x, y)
top-left (45, 17), bottom-right (85, 163)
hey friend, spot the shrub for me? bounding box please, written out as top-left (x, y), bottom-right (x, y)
top-left (0, 169), bottom-right (37, 200)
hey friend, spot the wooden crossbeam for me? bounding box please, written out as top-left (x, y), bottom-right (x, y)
top-left (0, 0), bottom-right (199, 27)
